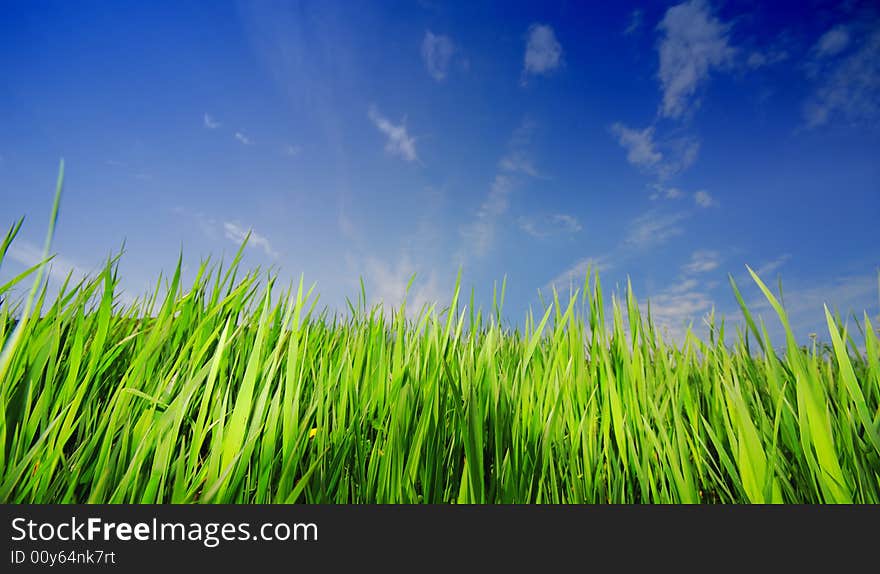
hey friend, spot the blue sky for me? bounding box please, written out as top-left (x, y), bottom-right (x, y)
top-left (1, 0), bottom-right (878, 342)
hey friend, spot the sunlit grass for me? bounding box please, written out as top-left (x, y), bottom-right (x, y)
top-left (1, 165), bottom-right (878, 503)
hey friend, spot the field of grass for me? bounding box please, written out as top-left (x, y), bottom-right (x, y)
top-left (2, 170), bottom-right (879, 504)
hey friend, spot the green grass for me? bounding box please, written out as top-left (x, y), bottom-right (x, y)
top-left (1, 166), bottom-right (879, 503)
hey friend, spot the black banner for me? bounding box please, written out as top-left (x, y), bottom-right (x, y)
top-left (1, 504), bottom-right (876, 571)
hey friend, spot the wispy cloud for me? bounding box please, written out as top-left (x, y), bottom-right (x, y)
top-left (507, 117), bottom-right (538, 149)
top-left (683, 249), bottom-right (721, 274)
top-left (174, 207), bottom-right (222, 241)
top-left (460, 174), bottom-right (515, 258)
top-left (460, 120), bottom-right (542, 259)
top-left (422, 31), bottom-right (456, 82)
top-left (522, 24), bottom-right (562, 83)
top-left (649, 183), bottom-right (715, 207)
top-left (782, 273), bottom-right (879, 331)
top-left (546, 256), bottom-right (613, 292)
top-left (755, 253), bottom-right (791, 277)
top-left (646, 287), bottom-right (715, 341)
top-left (626, 210), bottom-right (688, 247)
top-left (6, 240), bottom-right (90, 284)
top-left (517, 218), bottom-right (541, 238)
top-left (649, 184), bottom-right (685, 201)
top-left (803, 26), bottom-right (880, 128)
top-left (694, 190), bottom-right (718, 208)
top-left (498, 151), bottom-right (544, 178)
top-left (204, 113), bottom-right (221, 129)
top-left (656, 0), bottom-right (735, 119)
top-left (746, 48), bottom-right (789, 70)
top-left (610, 123), bottom-right (700, 180)
top-left (177, 209), bottom-right (279, 260)
top-left (624, 9), bottom-right (643, 36)
top-left (667, 277), bottom-right (700, 294)
top-left (547, 215), bottom-right (709, 308)
top-left (222, 222), bottom-right (279, 258)
top-left (815, 25), bottom-right (850, 59)
top-left (363, 255), bottom-right (444, 313)
top-left (234, 132), bottom-right (253, 145)
top-left (663, 136), bottom-right (701, 177)
top-left (610, 123), bottom-right (662, 169)
top-left (498, 121), bottom-right (541, 175)
top-left (642, 250), bottom-right (727, 342)
top-left (368, 106), bottom-right (418, 162)
top-left (283, 144), bottom-right (301, 157)
top-left (741, 271), bottom-right (880, 338)
top-left (518, 213), bottom-right (582, 238)
top-left (4, 240), bottom-right (140, 306)
top-left (337, 204), bottom-right (359, 244)
top-left (552, 214), bottom-right (582, 233)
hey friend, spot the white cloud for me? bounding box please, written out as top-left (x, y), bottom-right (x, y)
top-left (746, 52), bottom-right (766, 69)
top-left (6, 240), bottom-right (90, 284)
top-left (650, 184), bottom-right (685, 201)
top-left (803, 28), bottom-right (880, 128)
top-left (500, 121), bottom-right (541, 171)
top-left (517, 218), bottom-right (542, 238)
top-left (657, 0), bottom-right (735, 118)
top-left (683, 249), bottom-right (720, 274)
top-left (364, 255), bottom-right (443, 314)
top-left (742, 271), bottom-right (879, 338)
top-left (610, 123), bottom-right (662, 168)
top-left (283, 144), bottom-right (301, 157)
top-left (522, 24), bottom-right (563, 81)
top-left (204, 113), bottom-right (221, 129)
top-left (626, 210), bottom-right (687, 247)
top-left (498, 151), bottom-right (543, 178)
top-left (651, 184), bottom-right (716, 207)
top-left (610, 123), bottom-right (700, 179)
top-left (508, 118), bottom-right (537, 148)
top-left (195, 212), bottom-right (219, 240)
top-left (4, 240), bottom-right (140, 307)
top-left (546, 256), bottom-right (613, 292)
top-left (694, 189), bottom-right (718, 208)
top-left (234, 132), bottom-right (253, 145)
top-left (673, 137), bottom-right (701, 174)
top-left (636, 249), bottom-right (728, 342)
top-left (518, 213), bottom-right (582, 238)
top-left (755, 253), bottom-right (791, 277)
top-left (624, 10), bottom-right (643, 36)
top-left (460, 119), bottom-right (538, 259)
top-left (336, 201), bottom-right (359, 244)
top-left (176, 208), bottom-right (279, 259)
top-left (654, 135), bottom-right (701, 179)
top-left (667, 277), bottom-right (700, 294)
top-left (422, 31), bottom-right (456, 81)
top-left (643, 260), bottom-right (878, 346)
top-left (647, 288), bottom-right (714, 341)
top-left (368, 106), bottom-right (418, 162)
top-left (784, 273), bottom-right (879, 329)
top-left (461, 174), bottom-right (515, 257)
top-left (553, 214), bottom-right (582, 233)
top-left (173, 207), bottom-right (219, 240)
top-left (223, 222), bottom-right (278, 258)
top-left (746, 49), bottom-right (789, 69)
top-left (815, 25), bottom-right (850, 58)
